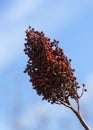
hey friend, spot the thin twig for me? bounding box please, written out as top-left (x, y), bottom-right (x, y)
top-left (70, 105), bottom-right (90, 130)
top-left (77, 99), bottom-right (80, 113)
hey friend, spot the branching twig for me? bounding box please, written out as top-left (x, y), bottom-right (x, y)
top-left (62, 99), bottom-right (90, 130)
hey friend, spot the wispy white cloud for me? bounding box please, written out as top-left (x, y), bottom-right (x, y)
top-left (0, 0), bottom-right (42, 72)
top-left (0, 29), bottom-right (24, 72)
top-left (2, 0), bottom-right (93, 27)
top-left (0, 120), bottom-right (10, 130)
top-left (0, 44), bottom-right (10, 71)
top-left (25, 0), bottom-right (93, 34)
top-left (17, 102), bottom-right (66, 129)
top-left (2, 0), bottom-right (42, 23)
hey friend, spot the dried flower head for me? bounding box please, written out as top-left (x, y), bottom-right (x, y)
top-left (24, 27), bottom-right (85, 105)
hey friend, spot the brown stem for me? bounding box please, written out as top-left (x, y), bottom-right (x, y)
top-left (60, 99), bottom-right (90, 130)
top-left (71, 106), bottom-right (90, 130)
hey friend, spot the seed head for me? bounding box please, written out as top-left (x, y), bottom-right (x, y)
top-left (24, 27), bottom-right (85, 105)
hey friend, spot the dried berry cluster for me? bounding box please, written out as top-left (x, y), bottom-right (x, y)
top-left (24, 27), bottom-right (84, 105)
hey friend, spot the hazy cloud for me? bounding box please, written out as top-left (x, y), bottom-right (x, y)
top-left (2, 0), bottom-right (42, 22)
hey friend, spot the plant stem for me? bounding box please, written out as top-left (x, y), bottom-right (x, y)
top-left (70, 106), bottom-right (90, 130)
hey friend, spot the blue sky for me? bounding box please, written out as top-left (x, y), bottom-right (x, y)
top-left (0, 0), bottom-right (93, 129)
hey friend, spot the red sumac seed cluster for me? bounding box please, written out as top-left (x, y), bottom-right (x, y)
top-left (24, 27), bottom-right (82, 104)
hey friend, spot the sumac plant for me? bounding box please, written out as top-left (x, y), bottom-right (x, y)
top-left (24, 26), bottom-right (90, 130)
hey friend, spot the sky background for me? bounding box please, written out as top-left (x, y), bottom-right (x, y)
top-left (0, 0), bottom-right (93, 130)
